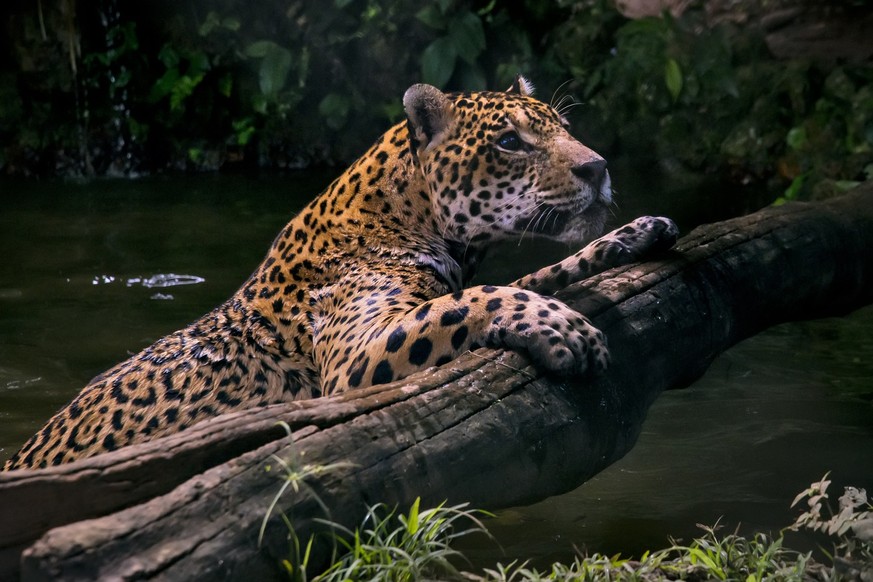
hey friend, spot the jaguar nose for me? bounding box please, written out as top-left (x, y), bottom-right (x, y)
top-left (571, 159), bottom-right (608, 187)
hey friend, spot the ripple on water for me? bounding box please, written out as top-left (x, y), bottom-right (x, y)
top-left (4, 377), bottom-right (43, 392)
top-left (90, 273), bottom-right (207, 288)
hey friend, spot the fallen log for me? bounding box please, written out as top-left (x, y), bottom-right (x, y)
top-left (4, 185), bottom-right (873, 581)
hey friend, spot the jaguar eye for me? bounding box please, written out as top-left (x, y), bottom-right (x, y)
top-left (496, 131), bottom-right (522, 152)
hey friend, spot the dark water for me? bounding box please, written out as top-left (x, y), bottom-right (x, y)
top-left (1, 170), bottom-right (871, 568)
top-left (0, 174), bottom-right (328, 454)
top-left (462, 305), bottom-right (873, 568)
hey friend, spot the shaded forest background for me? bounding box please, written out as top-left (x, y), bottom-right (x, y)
top-left (1, 0), bottom-right (872, 203)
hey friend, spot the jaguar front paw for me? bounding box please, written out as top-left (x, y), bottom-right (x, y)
top-left (593, 216), bottom-right (679, 264)
top-left (486, 294), bottom-right (608, 376)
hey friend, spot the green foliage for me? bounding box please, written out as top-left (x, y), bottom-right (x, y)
top-left (464, 524), bottom-right (809, 582)
top-left (150, 44), bottom-right (210, 113)
top-left (468, 553), bottom-right (668, 581)
top-left (83, 20), bottom-right (140, 98)
top-left (316, 498), bottom-right (492, 581)
top-left (789, 473), bottom-right (873, 578)
top-left (259, 441), bottom-right (491, 582)
top-left (317, 94), bottom-right (351, 130)
top-left (553, 4), bottom-right (873, 202)
top-left (772, 67), bottom-right (873, 201)
top-left (664, 58), bottom-right (682, 102)
top-left (246, 41), bottom-right (293, 99)
top-left (259, 423), bottom-right (357, 582)
top-left (660, 526), bottom-right (809, 581)
top-left (1, 0), bottom-right (871, 192)
top-left (258, 474), bottom-right (870, 582)
top-left (417, 4), bottom-right (487, 88)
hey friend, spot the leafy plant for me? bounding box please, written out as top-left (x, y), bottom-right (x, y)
top-left (84, 20), bottom-right (140, 100)
top-left (3, 0), bottom-right (871, 188)
top-left (416, 3), bottom-right (488, 89)
top-left (552, 4), bottom-right (873, 202)
top-left (464, 524), bottom-right (808, 582)
top-left (259, 422), bottom-right (357, 582)
top-left (258, 473), bottom-right (873, 581)
top-left (466, 553), bottom-right (666, 582)
top-left (316, 498), bottom-right (493, 582)
top-left (790, 473), bottom-right (873, 580)
top-left (243, 40), bottom-right (303, 114)
top-left (660, 525), bottom-right (809, 581)
top-left (149, 44), bottom-right (212, 113)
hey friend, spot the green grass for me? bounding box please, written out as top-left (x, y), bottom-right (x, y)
top-left (464, 524), bottom-right (810, 582)
top-left (263, 464), bottom-right (873, 582)
top-left (316, 498), bottom-right (492, 582)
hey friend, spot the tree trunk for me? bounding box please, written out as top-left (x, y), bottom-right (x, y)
top-left (3, 185), bottom-right (873, 581)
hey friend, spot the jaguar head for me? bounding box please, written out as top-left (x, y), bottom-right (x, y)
top-left (404, 77), bottom-right (612, 247)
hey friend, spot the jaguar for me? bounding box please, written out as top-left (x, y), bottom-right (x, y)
top-left (3, 76), bottom-right (677, 470)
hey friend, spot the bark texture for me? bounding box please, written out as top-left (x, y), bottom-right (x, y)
top-left (2, 186), bottom-right (872, 581)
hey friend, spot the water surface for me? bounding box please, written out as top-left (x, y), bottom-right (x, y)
top-left (0, 170), bottom-right (870, 568)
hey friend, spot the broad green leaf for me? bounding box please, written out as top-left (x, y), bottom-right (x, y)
top-left (157, 44), bottom-right (179, 68)
top-left (198, 11), bottom-right (220, 36)
top-left (416, 5), bottom-right (446, 29)
top-left (252, 93), bottom-right (268, 115)
top-left (834, 180), bottom-right (860, 192)
top-left (170, 74), bottom-right (204, 111)
top-left (232, 118), bottom-right (255, 146)
top-left (449, 10), bottom-right (486, 65)
top-left (187, 147), bottom-right (203, 163)
top-left (221, 17), bottom-right (240, 31)
top-left (318, 93), bottom-right (351, 129)
top-left (188, 51), bottom-right (211, 76)
top-left (786, 126), bottom-right (807, 150)
top-left (258, 45), bottom-right (292, 96)
top-left (218, 73), bottom-right (233, 98)
top-left (719, 75), bottom-right (740, 99)
top-left (381, 101), bottom-right (404, 122)
top-left (113, 68), bottom-right (132, 89)
top-left (421, 37), bottom-right (457, 88)
top-left (149, 68), bottom-right (180, 102)
top-left (784, 174), bottom-right (806, 201)
top-left (665, 58), bottom-right (683, 101)
top-left (245, 40), bottom-right (275, 59)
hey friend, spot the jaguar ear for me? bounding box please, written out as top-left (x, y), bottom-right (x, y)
top-left (403, 83), bottom-right (454, 156)
top-left (507, 75), bottom-right (535, 97)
